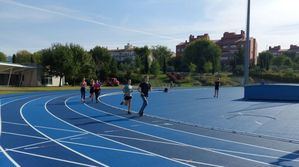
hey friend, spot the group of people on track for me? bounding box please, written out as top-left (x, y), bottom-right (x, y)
top-left (80, 75), bottom-right (152, 117)
top-left (80, 75), bottom-right (220, 117)
top-left (80, 78), bottom-right (102, 103)
top-left (120, 76), bottom-right (151, 116)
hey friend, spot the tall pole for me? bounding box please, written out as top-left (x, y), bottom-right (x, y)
top-left (244, 0), bottom-right (250, 86)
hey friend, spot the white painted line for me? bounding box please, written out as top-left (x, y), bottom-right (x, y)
top-left (2, 131), bottom-right (48, 140)
top-left (20, 97), bottom-right (109, 167)
top-left (104, 130), bottom-right (123, 133)
top-left (0, 146), bottom-right (21, 167)
top-left (210, 147), bottom-right (299, 162)
top-left (99, 92), bottom-right (299, 156)
top-left (0, 96), bottom-right (33, 107)
top-left (8, 149), bottom-right (98, 167)
top-left (60, 140), bottom-right (153, 156)
top-left (99, 134), bottom-right (187, 147)
top-left (130, 124), bottom-right (142, 127)
top-left (3, 121), bottom-right (84, 134)
top-left (80, 98), bottom-right (271, 166)
top-left (60, 97), bottom-right (194, 166)
top-left (24, 146), bottom-right (41, 150)
top-left (173, 158), bottom-right (224, 167)
top-left (10, 133), bottom-right (88, 151)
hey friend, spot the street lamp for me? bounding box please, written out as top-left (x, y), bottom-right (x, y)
top-left (244, 0), bottom-right (250, 86)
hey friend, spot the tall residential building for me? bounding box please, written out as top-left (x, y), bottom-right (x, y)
top-left (176, 34), bottom-right (210, 57)
top-left (109, 43), bottom-right (137, 62)
top-left (267, 45), bottom-right (299, 55)
top-left (175, 30), bottom-right (258, 65)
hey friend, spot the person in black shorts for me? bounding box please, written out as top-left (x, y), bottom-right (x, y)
top-left (89, 79), bottom-right (95, 102)
top-left (214, 77), bottom-right (220, 98)
top-left (138, 76), bottom-right (151, 117)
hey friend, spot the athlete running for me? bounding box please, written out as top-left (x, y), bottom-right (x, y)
top-left (80, 78), bottom-right (87, 103)
top-left (121, 79), bottom-right (133, 114)
top-left (94, 80), bottom-right (101, 103)
top-left (89, 79), bottom-right (95, 102)
top-left (138, 76), bottom-right (151, 117)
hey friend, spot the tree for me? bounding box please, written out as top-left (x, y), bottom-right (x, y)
top-left (150, 60), bottom-right (160, 76)
top-left (134, 55), bottom-right (143, 73)
top-left (135, 46), bottom-right (151, 74)
top-left (41, 44), bottom-right (73, 87)
top-left (90, 46), bottom-right (112, 80)
top-left (0, 52), bottom-right (7, 62)
top-left (151, 45), bottom-right (173, 73)
top-left (258, 51), bottom-right (273, 71)
top-left (183, 39), bottom-right (221, 74)
top-left (230, 48), bottom-right (244, 73)
top-left (15, 50), bottom-right (33, 65)
top-left (203, 61), bottom-right (213, 73)
top-left (12, 54), bottom-right (16, 63)
top-left (271, 55), bottom-right (293, 68)
top-left (188, 63), bottom-right (197, 75)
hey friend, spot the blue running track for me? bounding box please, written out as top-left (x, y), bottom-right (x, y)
top-left (1, 89), bottom-right (299, 167)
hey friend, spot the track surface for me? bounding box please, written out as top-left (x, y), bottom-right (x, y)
top-left (1, 90), bottom-right (299, 167)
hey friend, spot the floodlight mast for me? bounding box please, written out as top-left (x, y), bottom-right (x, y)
top-left (244, 0), bottom-right (250, 86)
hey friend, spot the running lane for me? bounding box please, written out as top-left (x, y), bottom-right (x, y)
top-left (34, 95), bottom-right (190, 167)
top-left (62, 95), bottom-right (290, 167)
top-left (1, 92), bottom-right (102, 167)
top-left (77, 94), bottom-right (299, 167)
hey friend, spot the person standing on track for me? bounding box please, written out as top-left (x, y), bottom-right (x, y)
top-left (80, 78), bottom-right (87, 103)
top-left (121, 79), bottom-right (133, 115)
top-left (94, 80), bottom-right (101, 103)
top-left (214, 77), bottom-right (220, 98)
top-left (138, 76), bottom-right (151, 117)
top-left (89, 79), bottom-right (95, 102)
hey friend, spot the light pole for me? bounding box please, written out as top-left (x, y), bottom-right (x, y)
top-left (244, 0), bottom-right (250, 86)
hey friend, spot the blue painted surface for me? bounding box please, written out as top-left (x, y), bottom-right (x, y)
top-left (2, 90), bottom-right (299, 166)
top-left (102, 87), bottom-right (299, 140)
top-left (245, 84), bottom-right (299, 101)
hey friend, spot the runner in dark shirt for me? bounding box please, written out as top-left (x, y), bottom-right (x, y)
top-left (214, 77), bottom-right (220, 98)
top-left (138, 76), bottom-right (151, 117)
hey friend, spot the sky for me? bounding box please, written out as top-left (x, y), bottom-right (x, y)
top-left (0, 0), bottom-right (299, 56)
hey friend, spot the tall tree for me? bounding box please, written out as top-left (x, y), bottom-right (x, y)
top-left (90, 46), bottom-right (112, 80)
top-left (15, 50), bottom-right (33, 65)
top-left (41, 44), bottom-right (73, 87)
top-left (151, 45), bottom-right (172, 73)
top-left (183, 39), bottom-right (221, 74)
top-left (12, 54), bottom-right (16, 63)
top-left (258, 51), bottom-right (273, 70)
top-left (150, 60), bottom-right (160, 76)
top-left (135, 46), bottom-right (151, 74)
top-left (0, 52), bottom-right (7, 62)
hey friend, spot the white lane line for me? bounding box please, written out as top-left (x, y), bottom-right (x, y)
top-left (255, 121), bottom-right (263, 125)
top-left (2, 131), bottom-right (48, 140)
top-left (59, 97), bottom-right (194, 166)
top-left (80, 98), bottom-right (271, 166)
top-left (20, 97), bottom-right (109, 167)
top-left (0, 96), bottom-right (33, 107)
top-left (60, 140), bottom-right (153, 156)
top-left (9, 133), bottom-right (88, 151)
top-left (3, 121), bottom-right (84, 133)
top-left (99, 134), bottom-right (186, 147)
top-left (99, 92), bottom-right (299, 156)
top-left (210, 147), bottom-right (299, 162)
top-left (0, 146), bottom-right (21, 167)
top-left (8, 149), bottom-right (98, 167)
top-left (173, 158), bottom-right (224, 167)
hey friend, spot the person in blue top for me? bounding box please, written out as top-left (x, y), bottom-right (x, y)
top-left (121, 79), bottom-right (133, 114)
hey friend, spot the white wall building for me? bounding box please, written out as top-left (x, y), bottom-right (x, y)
top-left (109, 43), bottom-right (137, 62)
